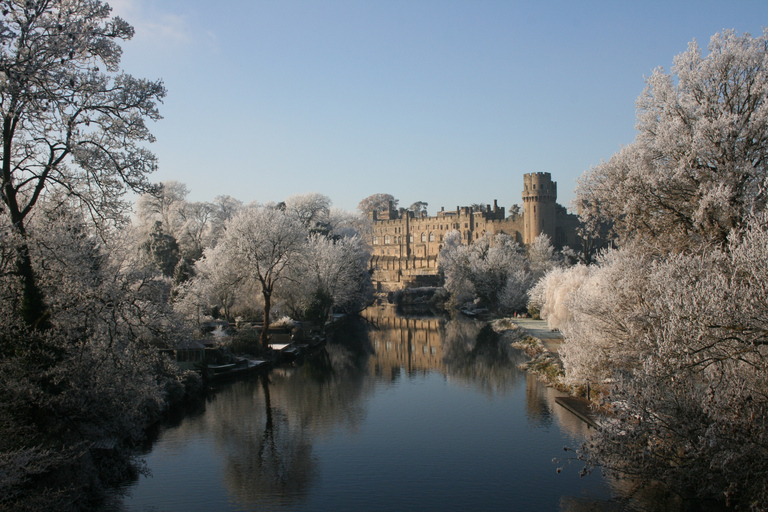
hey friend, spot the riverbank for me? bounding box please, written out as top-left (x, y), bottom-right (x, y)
top-left (495, 317), bottom-right (598, 428)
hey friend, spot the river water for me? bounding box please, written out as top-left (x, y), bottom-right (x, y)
top-left (116, 307), bottom-right (631, 512)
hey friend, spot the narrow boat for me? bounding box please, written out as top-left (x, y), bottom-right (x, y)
top-left (268, 342), bottom-right (301, 362)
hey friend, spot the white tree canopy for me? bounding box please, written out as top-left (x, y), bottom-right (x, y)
top-left (284, 192), bottom-right (331, 229)
top-left (439, 232), bottom-right (533, 313)
top-left (1, 0), bottom-right (166, 228)
top-left (222, 205), bottom-right (307, 345)
top-left (577, 29), bottom-right (768, 252)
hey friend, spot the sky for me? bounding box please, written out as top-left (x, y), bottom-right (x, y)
top-left (109, 0), bottom-right (768, 214)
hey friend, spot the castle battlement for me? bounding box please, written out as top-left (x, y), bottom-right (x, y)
top-left (366, 172), bottom-right (580, 291)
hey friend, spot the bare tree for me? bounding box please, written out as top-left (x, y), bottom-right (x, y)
top-left (222, 206), bottom-right (307, 347)
top-left (0, 0), bottom-right (165, 327)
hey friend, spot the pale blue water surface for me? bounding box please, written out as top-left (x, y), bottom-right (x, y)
top-left (117, 309), bottom-right (628, 512)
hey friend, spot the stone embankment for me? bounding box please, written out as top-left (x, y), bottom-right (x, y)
top-left (500, 318), bottom-right (597, 428)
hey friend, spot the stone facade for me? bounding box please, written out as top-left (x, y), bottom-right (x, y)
top-left (368, 172), bottom-right (580, 291)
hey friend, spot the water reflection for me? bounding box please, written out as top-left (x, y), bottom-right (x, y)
top-left (362, 307), bottom-right (444, 378)
top-left (217, 374), bottom-right (315, 508)
top-left (215, 346), bottom-right (380, 509)
top-left (362, 306), bottom-right (528, 396)
top-left (121, 307), bottom-right (625, 512)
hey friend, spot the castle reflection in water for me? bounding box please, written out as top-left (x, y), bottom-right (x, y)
top-left (361, 306), bottom-right (444, 379)
top-left (360, 305), bottom-right (592, 440)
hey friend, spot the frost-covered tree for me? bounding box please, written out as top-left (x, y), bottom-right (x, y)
top-left (577, 30), bottom-right (768, 254)
top-left (564, 218), bottom-right (768, 508)
top-left (0, 0), bottom-right (165, 327)
top-left (439, 232), bottom-right (533, 313)
top-left (328, 207), bottom-right (373, 241)
top-left (210, 194), bottom-right (243, 240)
top-left (0, 203), bottom-right (195, 510)
top-left (357, 193), bottom-right (398, 214)
top-left (538, 30), bottom-right (768, 508)
top-left (135, 181), bottom-right (189, 236)
top-left (528, 264), bottom-right (590, 331)
top-left (526, 234), bottom-right (562, 281)
top-left (174, 200), bottom-right (216, 262)
top-left (221, 206), bottom-right (307, 347)
top-left (174, 238), bottom-right (265, 327)
top-left (408, 201), bottom-right (428, 215)
top-left (135, 181), bottom-right (218, 264)
top-left (284, 192), bottom-right (331, 231)
top-left (280, 234), bottom-right (373, 322)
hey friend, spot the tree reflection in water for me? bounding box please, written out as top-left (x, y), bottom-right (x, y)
top-left (207, 374), bottom-right (316, 509)
top-left (123, 308), bottom-right (643, 511)
top-left (210, 325), bottom-right (379, 509)
top-left (441, 320), bottom-right (529, 396)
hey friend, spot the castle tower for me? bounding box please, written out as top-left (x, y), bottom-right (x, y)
top-left (522, 172), bottom-right (557, 245)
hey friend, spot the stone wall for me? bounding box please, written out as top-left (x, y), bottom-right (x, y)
top-left (368, 172), bottom-right (580, 291)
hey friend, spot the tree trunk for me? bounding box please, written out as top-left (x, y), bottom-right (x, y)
top-left (260, 289), bottom-right (272, 349)
top-left (4, 116), bottom-right (49, 330)
top-left (16, 242), bottom-right (50, 330)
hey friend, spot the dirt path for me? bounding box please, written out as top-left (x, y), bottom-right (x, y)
top-left (508, 317), bottom-right (563, 354)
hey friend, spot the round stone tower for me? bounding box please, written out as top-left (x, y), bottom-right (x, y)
top-left (522, 172), bottom-right (557, 245)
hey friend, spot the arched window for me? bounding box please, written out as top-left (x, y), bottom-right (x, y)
top-left (385, 235), bottom-right (391, 244)
top-left (429, 232), bottom-right (435, 242)
top-left (421, 232), bottom-right (427, 242)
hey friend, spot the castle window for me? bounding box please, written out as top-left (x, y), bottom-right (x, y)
top-left (385, 235), bottom-right (391, 244)
top-left (533, 184), bottom-right (536, 189)
top-left (409, 234), bottom-right (414, 243)
top-left (439, 234), bottom-right (444, 242)
top-left (421, 233), bottom-right (427, 242)
top-left (373, 236), bottom-right (378, 245)
top-left (429, 232), bottom-right (435, 242)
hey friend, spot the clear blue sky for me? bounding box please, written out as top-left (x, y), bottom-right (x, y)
top-left (111, 0), bottom-right (768, 213)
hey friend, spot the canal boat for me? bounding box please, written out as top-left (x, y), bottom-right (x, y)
top-left (268, 342), bottom-right (301, 362)
top-left (206, 357), bottom-right (270, 381)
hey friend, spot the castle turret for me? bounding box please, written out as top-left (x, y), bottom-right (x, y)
top-left (522, 172), bottom-right (557, 245)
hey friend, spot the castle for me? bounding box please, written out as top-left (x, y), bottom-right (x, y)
top-left (368, 172), bottom-right (580, 291)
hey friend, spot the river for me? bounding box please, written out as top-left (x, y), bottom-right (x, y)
top-left (114, 307), bottom-right (634, 512)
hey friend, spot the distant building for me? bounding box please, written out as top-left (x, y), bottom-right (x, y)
top-left (367, 172), bottom-right (580, 291)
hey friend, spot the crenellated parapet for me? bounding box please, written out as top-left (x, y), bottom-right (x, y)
top-left (522, 172), bottom-right (558, 245)
top-left (367, 172), bottom-right (579, 291)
